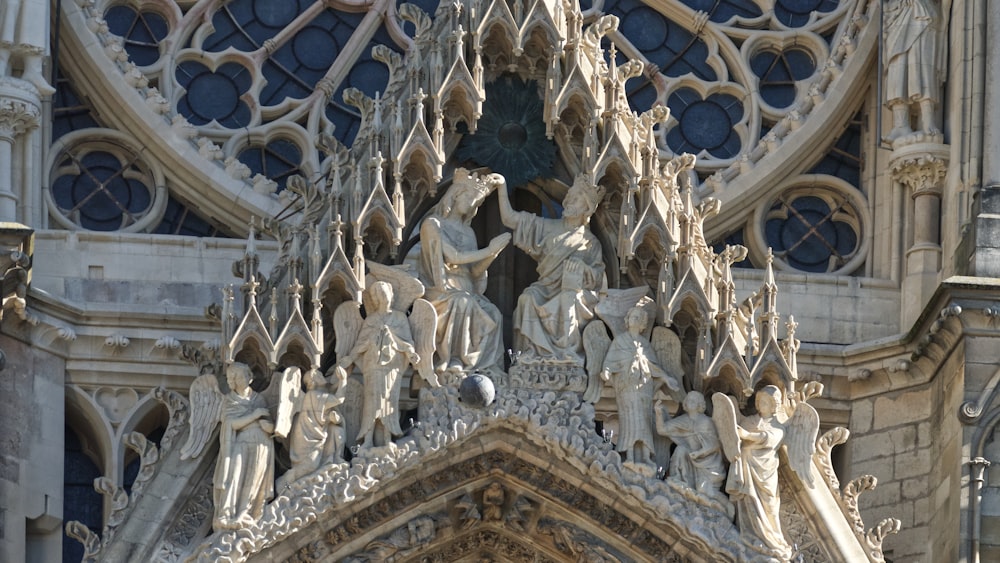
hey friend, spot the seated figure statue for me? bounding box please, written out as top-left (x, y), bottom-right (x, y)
top-left (417, 168), bottom-right (510, 376)
top-left (497, 173), bottom-right (606, 365)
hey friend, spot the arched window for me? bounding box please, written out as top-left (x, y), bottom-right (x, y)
top-left (63, 426), bottom-right (103, 562)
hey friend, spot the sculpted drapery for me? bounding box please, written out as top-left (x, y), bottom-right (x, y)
top-left (723, 387), bottom-right (792, 560)
top-left (417, 169), bottom-right (509, 375)
top-left (498, 174), bottom-right (606, 365)
top-left (278, 369), bottom-right (345, 489)
top-left (883, 0), bottom-right (942, 140)
top-left (338, 281), bottom-right (419, 448)
top-left (656, 391), bottom-right (726, 498)
top-left (214, 363), bottom-right (275, 530)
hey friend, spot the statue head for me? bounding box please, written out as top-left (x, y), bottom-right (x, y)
top-left (368, 281), bottom-right (394, 313)
top-left (755, 385), bottom-right (782, 417)
top-left (625, 306), bottom-right (649, 334)
top-left (437, 168), bottom-right (499, 223)
top-left (683, 390), bottom-right (706, 414)
top-left (226, 362), bottom-right (253, 395)
top-left (303, 368), bottom-right (324, 390)
top-left (564, 174), bottom-right (605, 221)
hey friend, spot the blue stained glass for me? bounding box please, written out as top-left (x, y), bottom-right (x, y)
top-left (105, 6), bottom-right (169, 66)
top-left (751, 48), bottom-right (816, 108)
top-left (52, 151), bottom-right (153, 231)
top-left (678, 0), bottom-right (762, 23)
top-left (324, 31), bottom-right (399, 146)
top-left (626, 81), bottom-right (658, 113)
top-left (63, 427), bottom-right (103, 562)
top-left (259, 9), bottom-right (365, 107)
top-left (765, 195), bottom-right (859, 272)
top-left (606, 0), bottom-right (716, 81)
top-left (53, 71), bottom-right (99, 140)
top-left (237, 139), bottom-right (303, 192)
top-left (774, 0), bottom-right (839, 27)
top-left (176, 62), bottom-right (252, 127)
top-left (809, 111), bottom-right (862, 187)
top-left (204, 0), bottom-right (312, 52)
top-left (666, 89), bottom-right (743, 158)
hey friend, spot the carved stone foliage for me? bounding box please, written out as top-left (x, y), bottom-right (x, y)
top-left (889, 150), bottom-right (948, 195)
top-left (779, 479), bottom-right (833, 562)
top-left (77, 1), bottom-right (893, 561)
top-left (185, 387), bottom-right (746, 562)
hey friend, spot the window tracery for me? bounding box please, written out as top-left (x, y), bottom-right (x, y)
top-left (64, 0), bottom-right (869, 251)
top-left (752, 178), bottom-right (868, 275)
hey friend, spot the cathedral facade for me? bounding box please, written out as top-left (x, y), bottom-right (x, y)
top-left (0, 0), bottom-right (998, 561)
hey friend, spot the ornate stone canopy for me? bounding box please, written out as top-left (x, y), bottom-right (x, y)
top-left (63, 2), bottom-right (898, 562)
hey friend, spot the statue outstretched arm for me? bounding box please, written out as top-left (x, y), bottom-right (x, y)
top-left (422, 218), bottom-right (501, 266)
top-left (494, 174), bottom-right (519, 228)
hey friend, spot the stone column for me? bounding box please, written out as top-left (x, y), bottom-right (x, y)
top-left (889, 143), bottom-right (948, 328)
top-left (0, 83), bottom-right (41, 223)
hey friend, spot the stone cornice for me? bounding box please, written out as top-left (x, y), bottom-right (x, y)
top-left (798, 276), bottom-right (1000, 401)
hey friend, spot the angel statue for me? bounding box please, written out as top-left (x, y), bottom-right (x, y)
top-left (497, 173), bottom-right (606, 365)
top-left (334, 269), bottom-right (438, 449)
top-left (416, 168), bottom-right (509, 376)
top-left (712, 386), bottom-right (820, 560)
top-left (180, 362), bottom-right (301, 530)
top-left (275, 368), bottom-right (346, 490)
top-left (655, 391), bottom-right (726, 500)
top-left (597, 305), bottom-right (683, 467)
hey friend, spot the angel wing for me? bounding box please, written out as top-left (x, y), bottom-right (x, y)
top-left (334, 300), bottom-right (363, 361)
top-left (651, 326), bottom-right (685, 400)
top-left (582, 320), bottom-right (612, 403)
top-left (272, 366), bottom-right (303, 440)
top-left (782, 400), bottom-right (820, 486)
top-left (366, 261), bottom-right (425, 311)
top-left (711, 393), bottom-right (742, 463)
top-left (595, 287), bottom-right (651, 336)
top-left (409, 298), bottom-right (440, 388)
top-left (180, 373), bottom-right (224, 460)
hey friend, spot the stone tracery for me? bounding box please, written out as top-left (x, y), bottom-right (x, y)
top-left (62, 1), bottom-right (898, 562)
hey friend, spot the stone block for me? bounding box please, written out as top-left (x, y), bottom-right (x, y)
top-left (873, 389), bottom-right (932, 429)
top-left (850, 433), bottom-right (893, 462)
top-left (913, 496), bottom-right (930, 526)
top-left (895, 448), bottom-right (931, 480)
top-left (854, 457), bottom-right (893, 484)
top-left (889, 425), bottom-right (918, 454)
top-left (902, 475), bottom-right (929, 499)
top-left (864, 478), bottom-right (901, 507)
top-left (0, 456), bottom-right (18, 484)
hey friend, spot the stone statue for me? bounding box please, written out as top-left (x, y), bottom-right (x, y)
top-left (0, 0), bottom-right (55, 95)
top-left (417, 168), bottom-right (510, 376)
top-left (335, 277), bottom-right (437, 449)
top-left (180, 361), bottom-right (303, 529)
top-left (712, 386), bottom-right (819, 560)
top-left (655, 391), bottom-right (725, 499)
top-left (883, 0), bottom-right (943, 142)
top-left (497, 173), bottom-right (606, 365)
top-left (276, 368), bottom-right (346, 490)
top-left (599, 306), bottom-right (682, 467)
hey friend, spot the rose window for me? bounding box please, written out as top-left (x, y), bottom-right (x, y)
top-left (762, 186), bottom-right (864, 274)
top-left (53, 0), bottom-right (864, 235)
top-left (49, 137), bottom-right (163, 232)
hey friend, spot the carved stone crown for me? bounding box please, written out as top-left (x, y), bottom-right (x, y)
top-left (572, 173), bottom-right (606, 210)
top-left (454, 167), bottom-right (496, 199)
